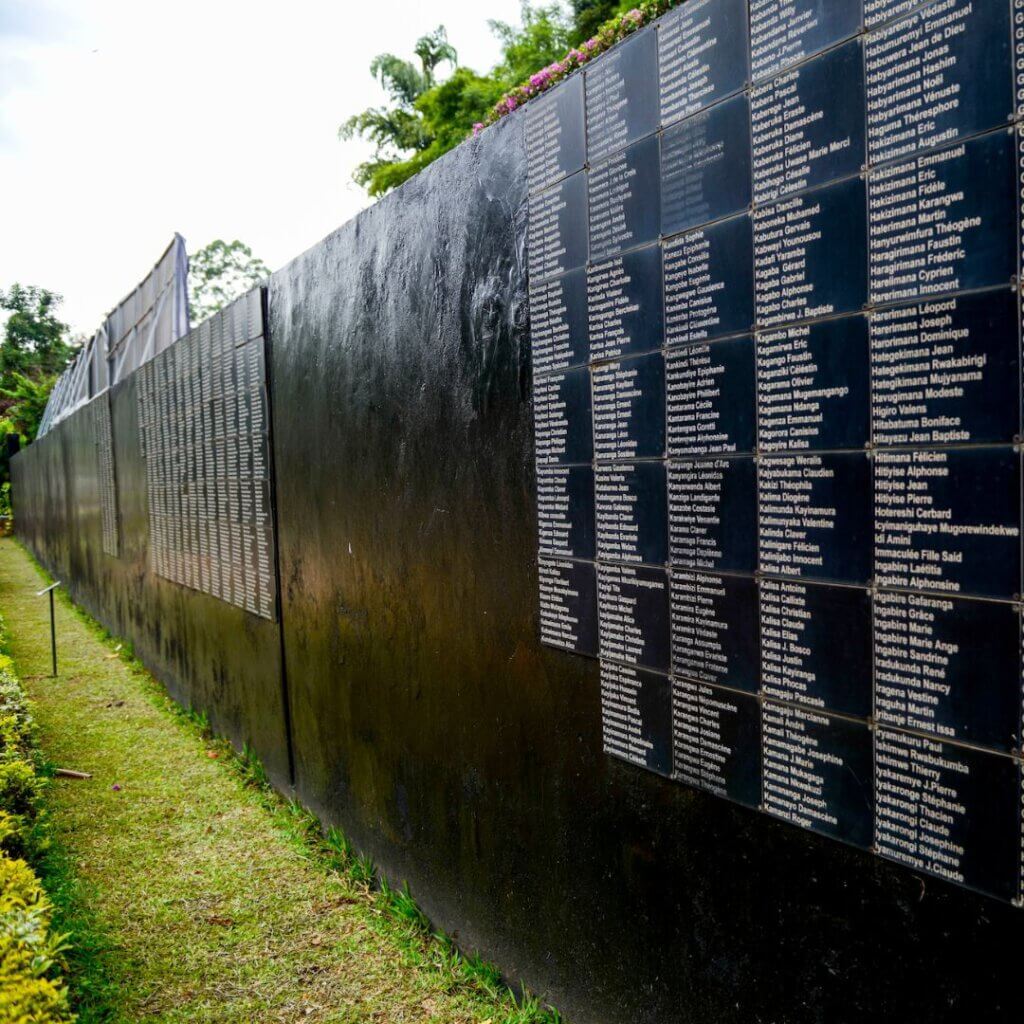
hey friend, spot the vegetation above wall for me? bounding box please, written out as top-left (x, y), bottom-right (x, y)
top-left (474, 0), bottom-right (676, 132)
top-left (0, 285), bottom-right (77, 446)
top-left (342, 1), bottom-right (679, 197)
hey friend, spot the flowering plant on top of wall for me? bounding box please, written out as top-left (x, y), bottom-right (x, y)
top-left (472, 1), bottom-right (678, 136)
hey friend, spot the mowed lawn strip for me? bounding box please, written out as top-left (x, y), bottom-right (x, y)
top-left (0, 538), bottom-right (515, 1024)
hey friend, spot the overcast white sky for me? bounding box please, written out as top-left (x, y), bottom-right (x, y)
top-left (0, 0), bottom-right (524, 334)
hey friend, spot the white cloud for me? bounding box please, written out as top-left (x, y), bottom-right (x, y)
top-left (0, 0), bottom-right (524, 334)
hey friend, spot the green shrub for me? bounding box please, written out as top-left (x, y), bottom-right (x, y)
top-left (0, 613), bottom-right (74, 1022)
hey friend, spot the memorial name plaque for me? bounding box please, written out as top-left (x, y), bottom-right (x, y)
top-left (526, 73), bottom-right (586, 192)
top-left (533, 367), bottom-right (593, 466)
top-left (873, 590), bottom-right (1020, 751)
top-left (865, 0), bottom-right (1012, 166)
top-left (585, 27), bottom-right (659, 163)
top-left (867, 130), bottom-right (1017, 305)
top-left (672, 570), bottom-right (760, 692)
top-left (669, 456), bottom-right (757, 573)
top-left (674, 677), bottom-right (762, 806)
top-left (661, 92), bottom-right (752, 237)
top-left (526, 0), bottom-right (1024, 907)
top-left (658, 0), bottom-right (750, 125)
top-left (589, 135), bottom-right (661, 260)
top-left (756, 315), bottom-right (871, 452)
top-left (93, 395), bottom-right (119, 558)
top-left (763, 702), bottom-right (874, 847)
top-left (870, 289), bottom-right (1021, 447)
top-left (751, 38), bottom-right (866, 205)
top-left (875, 728), bottom-right (1019, 902)
top-left (588, 245), bottom-right (664, 362)
top-left (760, 577), bottom-right (872, 717)
top-left (749, 0), bottom-right (863, 82)
top-left (530, 269), bottom-right (588, 374)
top-left (592, 352), bottom-right (666, 461)
top-left (667, 335), bottom-right (756, 456)
top-left (873, 446), bottom-right (1021, 600)
top-left (664, 214), bottom-right (755, 344)
top-left (538, 557), bottom-right (599, 656)
top-left (537, 464), bottom-right (596, 560)
top-left (758, 452), bottom-right (873, 584)
top-left (137, 291), bottom-right (277, 620)
top-left (754, 175), bottom-right (868, 328)
top-left (596, 461), bottom-right (669, 565)
top-left (529, 172), bottom-right (588, 281)
top-left (597, 562), bottom-right (671, 672)
top-left (602, 660), bottom-right (673, 774)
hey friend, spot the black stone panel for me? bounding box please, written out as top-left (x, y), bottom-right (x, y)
top-left (874, 590), bottom-right (1020, 751)
top-left (526, 73), bottom-right (586, 192)
top-left (875, 728), bottom-right (1020, 902)
top-left (538, 556), bottom-right (599, 655)
top-left (672, 570), bottom-right (760, 692)
top-left (756, 315), bottom-right (871, 452)
top-left (530, 268), bottom-right (589, 374)
top-left (588, 134), bottom-right (661, 260)
top-left (758, 452), bottom-right (873, 584)
top-left (533, 365), bottom-right (593, 465)
top-left (865, 0), bottom-right (1013, 166)
top-left (751, 38), bottom-right (866, 204)
top-left (529, 170), bottom-right (588, 281)
top-left (868, 129), bottom-right (1018, 305)
top-left (661, 92), bottom-right (752, 237)
top-left (760, 577), bottom-right (873, 717)
top-left (592, 351), bottom-right (666, 461)
top-left (588, 244), bottom-right (664, 362)
top-left (601, 660), bottom-right (673, 774)
top-left (585, 27), bottom-right (659, 163)
top-left (597, 562), bottom-right (672, 671)
top-left (873, 446), bottom-right (1021, 600)
top-left (870, 288), bottom-right (1021, 447)
top-left (754, 175), bottom-right (868, 328)
top-left (664, 213), bottom-right (755, 344)
top-left (667, 335), bottom-right (757, 457)
top-left (673, 677), bottom-right (762, 807)
top-left (669, 456), bottom-right (758, 573)
top-left (763, 702), bottom-right (874, 848)
top-left (749, 0), bottom-right (864, 81)
top-left (536, 464), bottom-right (596, 560)
top-left (658, 0), bottom-right (751, 126)
top-left (596, 460), bottom-right (669, 565)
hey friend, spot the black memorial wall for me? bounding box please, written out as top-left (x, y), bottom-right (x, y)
top-left (528, 0), bottom-right (1024, 906)
top-left (12, 292), bottom-right (291, 788)
top-left (10, 2), bottom-right (1024, 1021)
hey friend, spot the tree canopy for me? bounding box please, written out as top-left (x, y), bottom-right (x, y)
top-left (0, 285), bottom-right (77, 442)
top-left (341, 2), bottom-right (615, 197)
top-left (188, 239), bottom-right (271, 326)
top-left (0, 285), bottom-right (74, 387)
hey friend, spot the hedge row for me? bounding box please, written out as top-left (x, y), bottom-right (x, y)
top-left (0, 616), bottom-right (74, 1023)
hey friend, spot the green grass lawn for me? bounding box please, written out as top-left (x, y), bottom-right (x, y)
top-left (0, 538), bottom-right (559, 1024)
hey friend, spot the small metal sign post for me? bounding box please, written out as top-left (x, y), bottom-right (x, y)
top-left (36, 582), bottom-right (60, 677)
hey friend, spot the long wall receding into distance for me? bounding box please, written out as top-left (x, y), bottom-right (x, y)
top-left (13, 3), bottom-right (1024, 1022)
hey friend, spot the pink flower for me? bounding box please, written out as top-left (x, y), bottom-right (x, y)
top-left (472, 122), bottom-right (484, 136)
top-left (626, 8), bottom-right (643, 22)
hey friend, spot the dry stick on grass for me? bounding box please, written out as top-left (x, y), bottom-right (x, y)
top-left (53, 768), bottom-right (93, 779)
